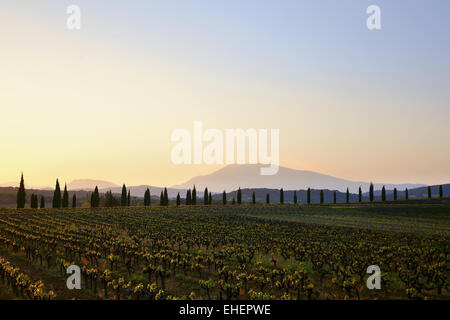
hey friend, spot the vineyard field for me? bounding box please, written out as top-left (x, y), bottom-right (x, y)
top-left (0, 204), bottom-right (448, 300)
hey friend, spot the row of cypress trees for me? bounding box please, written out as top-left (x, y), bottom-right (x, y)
top-left (15, 175), bottom-right (447, 208)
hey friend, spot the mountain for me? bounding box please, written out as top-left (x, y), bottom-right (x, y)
top-left (101, 185), bottom-right (187, 199)
top-left (171, 164), bottom-right (425, 193)
top-left (67, 179), bottom-right (120, 191)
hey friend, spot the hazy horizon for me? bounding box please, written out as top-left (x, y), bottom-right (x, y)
top-left (1, 1), bottom-right (450, 187)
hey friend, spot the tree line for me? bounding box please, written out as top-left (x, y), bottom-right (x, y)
top-left (15, 175), bottom-right (446, 208)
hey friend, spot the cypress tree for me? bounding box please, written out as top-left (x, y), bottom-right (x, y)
top-left (439, 185), bottom-right (443, 199)
top-left (346, 188), bottom-right (349, 204)
top-left (40, 196), bottom-right (45, 209)
top-left (144, 188), bottom-right (150, 206)
top-left (163, 188), bottom-right (168, 206)
top-left (381, 186), bottom-right (386, 202)
top-left (186, 189), bottom-right (192, 205)
top-left (333, 191), bottom-right (337, 204)
top-left (222, 190), bottom-right (226, 205)
top-left (237, 187), bottom-right (242, 204)
top-left (293, 191), bottom-right (297, 204)
top-left (192, 186), bottom-right (197, 205)
top-left (72, 194), bottom-right (77, 208)
top-left (17, 173), bottom-right (26, 209)
top-left (320, 190), bottom-right (324, 204)
top-left (127, 190), bottom-right (131, 206)
top-left (266, 193), bottom-right (270, 204)
top-left (121, 184), bottom-right (127, 206)
top-left (159, 191), bottom-right (164, 206)
top-left (208, 192), bottom-right (212, 205)
top-left (53, 179), bottom-right (61, 208)
top-left (369, 182), bottom-right (374, 202)
top-left (405, 188), bottom-right (409, 200)
top-left (280, 188), bottom-right (284, 204)
top-left (30, 194), bottom-right (35, 208)
top-left (252, 192), bottom-right (256, 204)
top-left (90, 192), bottom-right (95, 208)
top-left (176, 193), bottom-right (181, 206)
top-left (307, 188), bottom-right (311, 204)
top-left (358, 186), bottom-right (362, 203)
top-left (232, 197), bottom-right (236, 205)
top-left (62, 184), bottom-right (69, 208)
top-left (428, 186), bottom-right (431, 199)
top-left (204, 187), bottom-right (209, 205)
top-left (93, 186), bottom-right (100, 207)
top-left (393, 188), bottom-right (397, 201)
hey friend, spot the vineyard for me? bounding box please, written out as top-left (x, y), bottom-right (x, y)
top-left (0, 204), bottom-right (448, 300)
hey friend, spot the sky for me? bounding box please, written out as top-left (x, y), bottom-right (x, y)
top-left (0, 0), bottom-right (449, 188)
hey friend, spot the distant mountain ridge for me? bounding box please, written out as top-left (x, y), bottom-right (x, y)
top-left (171, 164), bottom-right (425, 193)
top-left (67, 179), bottom-right (120, 191)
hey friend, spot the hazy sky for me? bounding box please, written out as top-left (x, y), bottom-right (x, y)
top-left (1, 0), bottom-right (449, 187)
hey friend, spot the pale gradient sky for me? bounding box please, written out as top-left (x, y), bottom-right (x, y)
top-left (1, 0), bottom-right (449, 188)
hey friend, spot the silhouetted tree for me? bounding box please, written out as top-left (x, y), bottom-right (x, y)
top-left (40, 196), bottom-right (45, 209)
top-left (144, 188), bottom-right (151, 206)
top-left (72, 194), bottom-right (77, 208)
top-left (192, 185), bottom-right (197, 205)
top-left (393, 188), bottom-right (397, 201)
top-left (280, 188), bottom-right (284, 204)
top-left (163, 188), bottom-right (168, 206)
top-left (252, 192), bottom-right (256, 204)
top-left (17, 173), bottom-right (26, 209)
top-left (159, 191), bottom-right (164, 206)
top-left (208, 192), bottom-right (212, 205)
top-left (121, 184), bottom-right (127, 206)
top-left (358, 187), bottom-right (362, 203)
top-left (186, 189), bottom-right (192, 205)
top-left (127, 190), bottom-right (131, 206)
top-left (222, 191), bottom-right (226, 205)
top-left (266, 193), bottom-right (270, 204)
top-left (176, 193), bottom-right (181, 206)
top-left (91, 186), bottom-right (99, 208)
top-left (320, 190), bottom-right (324, 204)
top-left (53, 179), bottom-right (61, 208)
top-left (333, 191), bottom-right (337, 204)
top-left (428, 186), bottom-right (432, 199)
top-left (62, 184), bottom-right (69, 208)
top-left (307, 188), bottom-right (311, 204)
top-left (369, 183), bottom-right (374, 202)
top-left (237, 187), bottom-right (242, 204)
top-left (381, 186), bottom-right (386, 202)
top-left (439, 185), bottom-right (443, 198)
top-left (30, 194), bottom-right (38, 208)
top-left (346, 188), bottom-right (349, 204)
top-left (232, 197), bottom-right (236, 205)
top-left (294, 191), bottom-right (298, 204)
top-left (204, 187), bottom-right (209, 205)
top-left (405, 188), bottom-right (409, 200)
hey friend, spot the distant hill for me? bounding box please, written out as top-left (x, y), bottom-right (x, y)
top-left (213, 184), bottom-right (450, 204)
top-left (172, 164), bottom-right (425, 193)
top-left (67, 179), bottom-right (120, 191)
top-left (366, 184), bottom-right (450, 199)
